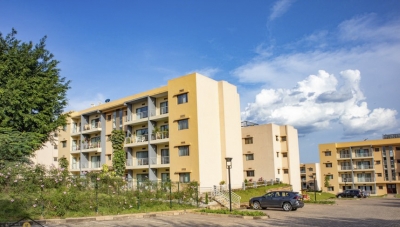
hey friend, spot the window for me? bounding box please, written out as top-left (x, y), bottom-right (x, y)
top-left (275, 135), bottom-right (279, 141)
top-left (177, 93), bottom-right (188, 104)
top-left (54, 133), bottom-right (58, 137)
top-left (107, 155), bottom-right (111, 161)
top-left (276, 152), bottom-right (279, 158)
top-left (246, 170), bottom-right (255, 177)
top-left (54, 145), bottom-right (58, 149)
top-left (326, 175), bottom-right (333, 179)
top-left (396, 147), bottom-right (400, 151)
top-left (53, 157), bottom-right (58, 162)
top-left (376, 160), bottom-right (381, 164)
top-left (397, 159), bottom-right (400, 163)
top-left (178, 119), bottom-right (188, 130)
top-left (379, 186), bottom-right (383, 189)
top-left (62, 141), bottom-right (67, 148)
top-left (107, 115), bottom-right (111, 121)
top-left (281, 136), bottom-right (286, 141)
top-left (178, 146), bottom-right (189, 156)
top-left (325, 163), bottom-right (332, 168)
top-left (325, 151), bottom-right (332, 156)
top-left (244, 137), bottom-right (253, 144)
top-left (377, 173), bottom-right (382, 177)
top-left (282, 153), bottom-right (287, 157)
top-left (277, 169), bottom-right (280, 174)
top-left (245, 154), bottom-right (254, 161)
top-left (309, 183), bottom-right (314, 186)
top-left (179, 173), bottom-right (190, 183)
top-left (62, 125), bottom-right (67, 131)
top-left (308, 167), bottom-right (313, 171)
top-left (375, 148), bottom-right (380, 152)
top-left (327, 187), bottom-right (334, 191)
top-left (160, 101), bottom-right (168, 114)
top-left (283, 169), bottom-right (288, 174)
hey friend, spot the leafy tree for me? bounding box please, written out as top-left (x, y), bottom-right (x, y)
top-left (324, 175), bottom-right (330, 188)
top-left (110, 129), bottom-right (126, 177)
top-left (0, 29), bottom-right (70, 163)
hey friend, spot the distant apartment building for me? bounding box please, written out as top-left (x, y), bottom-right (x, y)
top-left (241, 121), bottom-right (301, 192)
top-left (300, 163), bottom-right (321, 191)
top-left (58, 73), bottom-right (244, 189)
top-left (31, 137), bottom-right (59, 168)
top-left (319, 135), bottom-right (400, 195)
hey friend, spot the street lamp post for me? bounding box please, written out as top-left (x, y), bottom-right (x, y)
top-left (313, 174), bottom-right (316, 202)
top-left (225, 157), bottom-right (233, 212)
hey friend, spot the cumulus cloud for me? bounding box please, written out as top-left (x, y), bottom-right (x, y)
top-left (241, 70), bottom-right (398, 136)
top-left (269, 0), bottom-right (295, 21)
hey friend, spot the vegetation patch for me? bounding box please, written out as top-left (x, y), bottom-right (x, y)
top-left (234, 183), bottom-right (290, 202)
top-left (303, 200), bottom-right (335, 204)
top-left (196, 209), bottom-right (266, 217)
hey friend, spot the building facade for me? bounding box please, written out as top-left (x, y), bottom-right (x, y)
top-left (300, 163), bottom-right (321, 191)
top-left (31, 140), bottom-right (59, 168)
top-left (241, 122), bottom-right (301, 192)
top-left (319, 136), bottom-right (400, 195)
top-left (58, 73), bottom-right (244, 189)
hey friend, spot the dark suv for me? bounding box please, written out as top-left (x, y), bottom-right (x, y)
top-left (336, 189), bottom-right (365, 198)
top-left (249, 191), bottom-right (304, 211)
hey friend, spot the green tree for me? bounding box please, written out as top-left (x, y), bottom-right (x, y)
top-left (0, 29), bottom-right (70, 163)
top-left (324, 175), bottom-right (330, 188)
top-left (110, 129), bottom-right (126, 177)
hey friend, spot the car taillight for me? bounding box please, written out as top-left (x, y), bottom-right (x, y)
top-left (294, 195), bottom-right (302, 200)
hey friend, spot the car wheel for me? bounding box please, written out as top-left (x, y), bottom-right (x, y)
top-left (282, 202), bottom-right (292, 211)
top-left (292, 208), bottom-right (297, 211)
top-left (252, 201), bottom-right (261, 210)
top-left (338, 195), bottom-right (342, 198)
top-left (262, 207), bottom-right (267, 210)
top-left (353, 196), bottom-right (357, 198)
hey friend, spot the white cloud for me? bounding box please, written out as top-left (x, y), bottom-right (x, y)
top-left (241, 70), bottom-right (398, 136)
top-left (269, 0), bottom-right (295, 21)
top-left (188, 67), bottom-right (220, 78)
top-left (66, 93), bottom-right (105, 112)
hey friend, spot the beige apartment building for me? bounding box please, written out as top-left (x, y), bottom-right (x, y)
top-left (300, 163), bottom-right (321, 191)
top-left (58, 73), bottom-right (244, 189)
top-left (319, 135), bottom-right (400, 195)
top-left (241, 122), bottom-right (301, 192)
top-left (31, 140), bottom-right (59, 168)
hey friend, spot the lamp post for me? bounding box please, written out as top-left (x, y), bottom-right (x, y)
top-left (225, 157), bottom-right (233, 212)
top-left (313, 174), bottom-right (316, 202)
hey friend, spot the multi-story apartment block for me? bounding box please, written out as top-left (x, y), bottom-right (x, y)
top-left (241, 121), bottom-right (301, 192)
top-left (31, 139), bottom-right (59, 168)
top-left (58, 73), bottom-right (244, 189)
top-left (300, 163), bottom-right (321, 191)
top-left (319, 135), bottom-right (400, 195)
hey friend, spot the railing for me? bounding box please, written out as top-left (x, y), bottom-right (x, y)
top-left (81, 163), bottom-right (88, 168)
top-left (355, 165), bottom-right (373, 170)
top-left (91, 162), bottom-right (101, 168)
top-left (72, 146), bottom-right (80, 151)
top-left (160, 106), bottom-right (168, 115)
top-left (83, 122), bottom-right (101, 131)
top-left (136, 158), bottom-right (149, 166)
top-left (126, 159), bottom-right (133, 166)
top-left (82, 142), bottom-right (101, 149)
top-left (212, 189), bottom-right (241, 208)
top-left (355, 152), bottom-right (373, 157)
top-left (339, 154), bottom-right (351, 158)
top-left (301, 178), bottom-right (306, 182)
top-left (151, 131), bottom-right (169, 140)
top-left (136, 111), bottom-right (148, 120)
top-left (357, 178), bottom-right (374, 182)
top-left (161, 156), bottom-right (170, 164)
top-left (149, 157), bottom-right (157, 165)
top-left (392, 176), bottom-right (397, 181)
top-left (72, 128), bottom-right (80, 134)
top-left (341, 177), bottom-right (353, 182)
top-left (71, 163), bottom-right (79, 169)
top-left (300, 170), bottom-right (306, 174)
top-left (341, 166), bottom-right (352, 170)
top-left (125, 135), bottom-right (148, 144)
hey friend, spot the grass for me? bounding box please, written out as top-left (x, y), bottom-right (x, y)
top-left (304, 192), bottom-right (336, 202)
top-left (395, 194), bottom-right (400, 198)
top-left (196, 209), bottom-right (266, 216)
top-left (234, 183), bottom-right (290, 202)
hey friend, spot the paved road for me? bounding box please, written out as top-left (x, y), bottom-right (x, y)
top-left (46, 198), bottom-right (400, 227)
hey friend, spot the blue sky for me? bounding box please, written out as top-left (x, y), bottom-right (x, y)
top-left (1, 0), bottom-right (400, 163)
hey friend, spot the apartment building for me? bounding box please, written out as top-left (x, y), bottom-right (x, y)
top-left (58, 73), bottom-right (244, 189)
top-left (241, 122), bottom-right (301, 192)
top-left (31, 140), bottom-right (59, 168)
top-left (319, 135), bottom-right (400, 195)
top-left (300, 163), bottom-right (321, 191)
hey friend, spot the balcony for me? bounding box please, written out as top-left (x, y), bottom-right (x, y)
top-left (149, 108), bottom-right (169, 121)
top-left (354, 152), bottom-right (373, 158)
top-left (71, 163), bottom-right (79, 170)
top-left (125, 113), bottom-right (148, 126)
top-left (71, 146), bottom-right (81, 154)
top-left (341, 177), bottom-right (353, 182)
top-left (300, 169), bottom-right (306, 174)
top-left (160, 106), bottom-right (168, 115)
top-left (81, 142), bottom-right (101, 153)
top-left (301, 178), bottom-right (306, 182)
top-left (71, 127), bottom-right (81, 136)
top-left (161, 156), bottom-right (170, 164)
top-left (124, 135), bottom-right (148, 147)
top-left (340, 166), bottom-right (352, 170)
top-left (338, 154), bottom-right (351, 159)
top-left (354, 165), bottom-right (373, 170)
top-left (82, 123), bottom-right (101, 134)
top-left (357, 178), bottom-right (374, 182)
top-left (150, 131), bottom-right (169, 144)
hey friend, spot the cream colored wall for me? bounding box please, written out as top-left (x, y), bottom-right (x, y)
top-left (286, 125), bottom-right (301, 192)
top-left (32, 140), bottom-right (58, 168)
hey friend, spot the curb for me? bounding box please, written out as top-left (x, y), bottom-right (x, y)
top-left (193, 212), bottom-right (269, 220)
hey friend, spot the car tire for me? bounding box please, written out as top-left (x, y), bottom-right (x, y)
top-left (252, 201), bottom-right (261, 210)
top-left (353, 196), bottom-right (357, 198)
top-left (292, 208), bottom-right (297, 211)
top-left (282, 202), bottom-right (292, 212)
top-left (338, 195), bottom-right (342, 198)
top-left (262, 207), bottom-right (267, 210)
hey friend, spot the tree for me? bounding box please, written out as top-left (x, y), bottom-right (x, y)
top-left (0, 29), bottom-right (70, 163)
top-left (324, 175), bottom-right (330, 188)
top-left (110, 129), bottom-right (126, 177)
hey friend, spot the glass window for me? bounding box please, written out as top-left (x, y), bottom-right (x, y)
top-left (245, 154), bottom-right (254, 160)
top-left (281, 136), bottom-right (287, 141)
top-left (136, 106), bottom-right (148, 119)
top-left (178, 119), bottom-right (188, 130)
top-left (62, 141), bottom-right (67, 148)
top-left (161, 173), bottom-right (170, 182)
top-left (283, 169), bottom-right (288, 174)
top-left (325, 151), bottom-right (331, 156)
top-left (160, 101), bottom-right (168, 114)
top-left (282, 153), bottom-right (287, 157)
top-left (177, 93), bottom-right (188, 104)
top-left (244, 137), bottom-right (253, 144)
top-left (246, 170), bottom-right (255, 177)
top-left (327, 187), bottom-right (334, 191)
top-left (179, 173), bottom-right (190, 183)
top-left (326, 163), bottom-right (332, 168)
top-left (179, 146), bottom-right (189, 156)
top-left (62, 125), bottom-right (67, 131)
top-left (53, 157), bottom-right (58, 162)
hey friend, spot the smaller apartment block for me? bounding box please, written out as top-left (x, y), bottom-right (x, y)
top-left (300, 163), bottom-right (321, 191)
top-left (319, 135), bottom-right (400, 195)
top-left (241, 122), bottom-right (301, 192)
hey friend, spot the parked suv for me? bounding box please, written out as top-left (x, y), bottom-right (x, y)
top-left (249, 191), bottom-right (304, 211)
top-left (336, 189), bottom-right (365, 198)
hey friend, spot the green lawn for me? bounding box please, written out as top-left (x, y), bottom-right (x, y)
top-left (234, 183), bottom-right (290, 202)
top-left (304, 192), bottom-right (336, 201)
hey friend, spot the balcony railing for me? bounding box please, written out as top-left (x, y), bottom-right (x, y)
top-left (72, 146), bottom-right (80, 151)
top-left (339, 154), bottom-right (351, 158)
top-left (136, 158), bottom-right (149, 166)
top-left (160, 106), bottom-right (168, 115)
top-left (82, 142), bottom-right (101, 150)
top-left (151, 131), bottom-right (169, 140)
top-left (357, 178), bottom-right (374, 182)
top-left (72, 128), bottom-right (80, 134)
top-left (300, 170), bottom-right (306, 174)
top-left (161, 156), bottom-right (170, 164)
top-left (91, 162), bottom-right (101, 168)
top-left (355, 152), bottom-right (373, 157)
top-left (355, 165), bottom-right (373, 170)
top-left (81, 163), bottom-right (88, 168)
top-left (126, 159), bottom-right (133, 166)
top-left (83, 122), bottom-right (101, 131)
top-left (341, 166), bottom-right (352, 170)
top-left (301, 178), bottom-right (306, 182)
top-left (341, 178), bottom-right (353, 182)
top-left (71, 163), bottom-right (79, 169)
top-left (125, 135), bottom-right (148, 144)
top-left (136, 111), bottom-right (148, 120)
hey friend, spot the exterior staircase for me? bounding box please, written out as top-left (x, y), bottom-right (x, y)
top-left (211, 188), bottom-right (241, 209)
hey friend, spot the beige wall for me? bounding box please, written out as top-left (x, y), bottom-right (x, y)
top-left (31, 140), bottom-right (58, 168)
